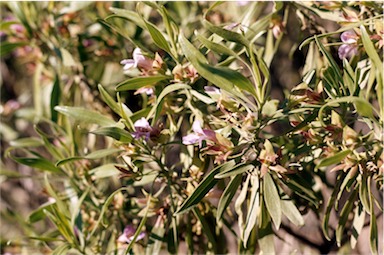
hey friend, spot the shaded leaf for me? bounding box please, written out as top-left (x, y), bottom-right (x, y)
top-left (351, 204), bottom-right (365, 249)
top-left (91, 126), bottom-right (133, 143)
top-left (216, 174), bottom-right (242, 222)
top-left (10, 155), bottom-right (61, 173)
top-left (0, 42), bottom-right (28, 57)
top-left (50, 75), bottom-right (61, 123)
top-left (175, 161), bottom-right (235, 215)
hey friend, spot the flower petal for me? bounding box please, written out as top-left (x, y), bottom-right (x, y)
top-left (182, 133), bottom-right (201, 145)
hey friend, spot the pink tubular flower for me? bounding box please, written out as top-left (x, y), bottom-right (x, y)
top-left (132, 117), bottom-right (152, 139)
top-left (338, 30), bottom-right (359, 59)
top-left (117, 225), bottom-right (145, 243)
top-left (120, 48), bottom-right (153, 71)
top-left (182, 120), bottom-right (217, 147)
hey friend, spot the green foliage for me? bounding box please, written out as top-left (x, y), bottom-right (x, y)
top-left (2, 1), bottom-right (383, 255)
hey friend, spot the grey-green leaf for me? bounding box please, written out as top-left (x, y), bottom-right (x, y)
top-left (281, 199), bottom-right (304, 226)
top-left (264, 173), bottom-right (281, 229)
top-left (316, 150), bottom-right (351, 169)
top-left (116, 75), bottom-right (169, 92)
top-left (54, 106), bottom-right (116, 127)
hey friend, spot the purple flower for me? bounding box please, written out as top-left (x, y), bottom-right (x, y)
top-left (120, 48), bottom-right (153, 71)
top-left (117, 225), bottom-right (146, 243)
top-left (132, 117), bottom-right (152, 139)
top-left (338, 30), bottom-right (359, 59)
top-left (182, 120), bottom-right (217, 147)
top-left (134, 86), bottom-right (154, 96)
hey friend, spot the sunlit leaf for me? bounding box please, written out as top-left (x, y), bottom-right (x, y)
top-left (316, 150), bottom-right (351, 169)
top-left (243, 175), bottom-right (259, 246)
top-left (54, 106), bottom-right (116, 127)
top-left (281, 199), bottom-right (304, 226)
top-left (264, 173), bottom-right (281, 229)
top-left (115, 75), bottom-right (169, 92)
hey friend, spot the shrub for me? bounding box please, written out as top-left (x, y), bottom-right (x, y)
top-left (1, 1), bottom-right (383, 254)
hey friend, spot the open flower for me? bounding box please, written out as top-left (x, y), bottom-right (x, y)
top-left (338, 30), bottom-right (359, 59)
top-left (132, 117), bottom-right (153, 140)
top-left (117, 225), bottom-right (146, 244)
top-left (120, 48), bottom-right (153, 72)
top-left (182, 120), bottom-right (217, 147)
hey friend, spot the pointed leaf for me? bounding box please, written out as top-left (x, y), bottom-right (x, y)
top-left (91, 126), bottom-right (133, 143)
top-left (281, 199), bottom-right (304, 226)
top-left (264, 173), bottom-right (281, 229)
top-left (175, 161), bottom-right (235, 215)
top-left (54, 106), bottom-right (116, 127)
top-left (243, 175), bottom-right (259, 246)
top-left (216, 174), bottom-right (242, 222)
top-left (215, 163), bottom-right (253, 179)
top-left (115, 75), bottom-right (169, 92)
top-left (316, 150), bottom-right (351, 169)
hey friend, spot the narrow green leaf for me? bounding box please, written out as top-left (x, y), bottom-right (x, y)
top-left (52, 243), bottom-right (72, 255)
top-left (258, 233), bottom-right (275, 255)
top-left (280, 199), bottom-right (304, 226)
top-left (50, 75), bottom-right (61, 123)
top-left (54, 106), bottom-right (116, 127)
top-left (116, 75), bottom-right (169, 92)
top-left (264, 173), bottom-right (281, 229)
top-left (0, 42), bottom-right (28, 57)
top-left (368, 178), bottom-right (378, 255)
top-left (89, 164), bottom-right (120, 179)
top-left (202, 19), bottom-right (249, 46)
top-left (215, 163), bottom-right (253, 179)
top-left (216, 174), bottom-right (242, 222)
top-left (179, 34), bottom-right (257, 99)
top-left (148, 83), bottom-right (190, 123)
top-left (28, 201), bottom-right (55, 223)
top-left (109, 7), bottom-right (146, 29)
top-left (200, 63), bottom-right (258, 98)
top-left (322, 173), bottom-right (343, 240)
top-left (91, 126), bottom-right (133, 143)
top-left (98, 84), bottom-right (132, 117)
top-left (197, 34), bottom-right (238, 56)
top-left (10, 155), bottom-right (61, 173)
top-left (145, 218), bottom-right (165, 255)
top-left (175, 161), bottom-right (235, 215)
top-left (314, 36), bottom-right (343, 83)
top-left (359, 174), bottom-right (370, 213)
top-left (316, 150), bottom-right (351, 169)
top-left (60, 48), bottom-right (76, 67)
top-left (318, 96), bottom-right (375, 126)
top-left (9, 137), bottom-right (43, 148)
top-left (336, 189), bottom-right (358, 246)
top-left (236, 174), bottom-right (250, 242)
top-left (360, 25), bottom-right (382, 73)
top-left (351, 204), bottom-right (365, 249)
top-left (56, 148), bottom-right (122, 166)
top-left (193, 208), bottom-right (217, 252)
top-left (243, 175), bottom-right (259, 246)
top-left (142, 17), bottom-right (172, 54)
